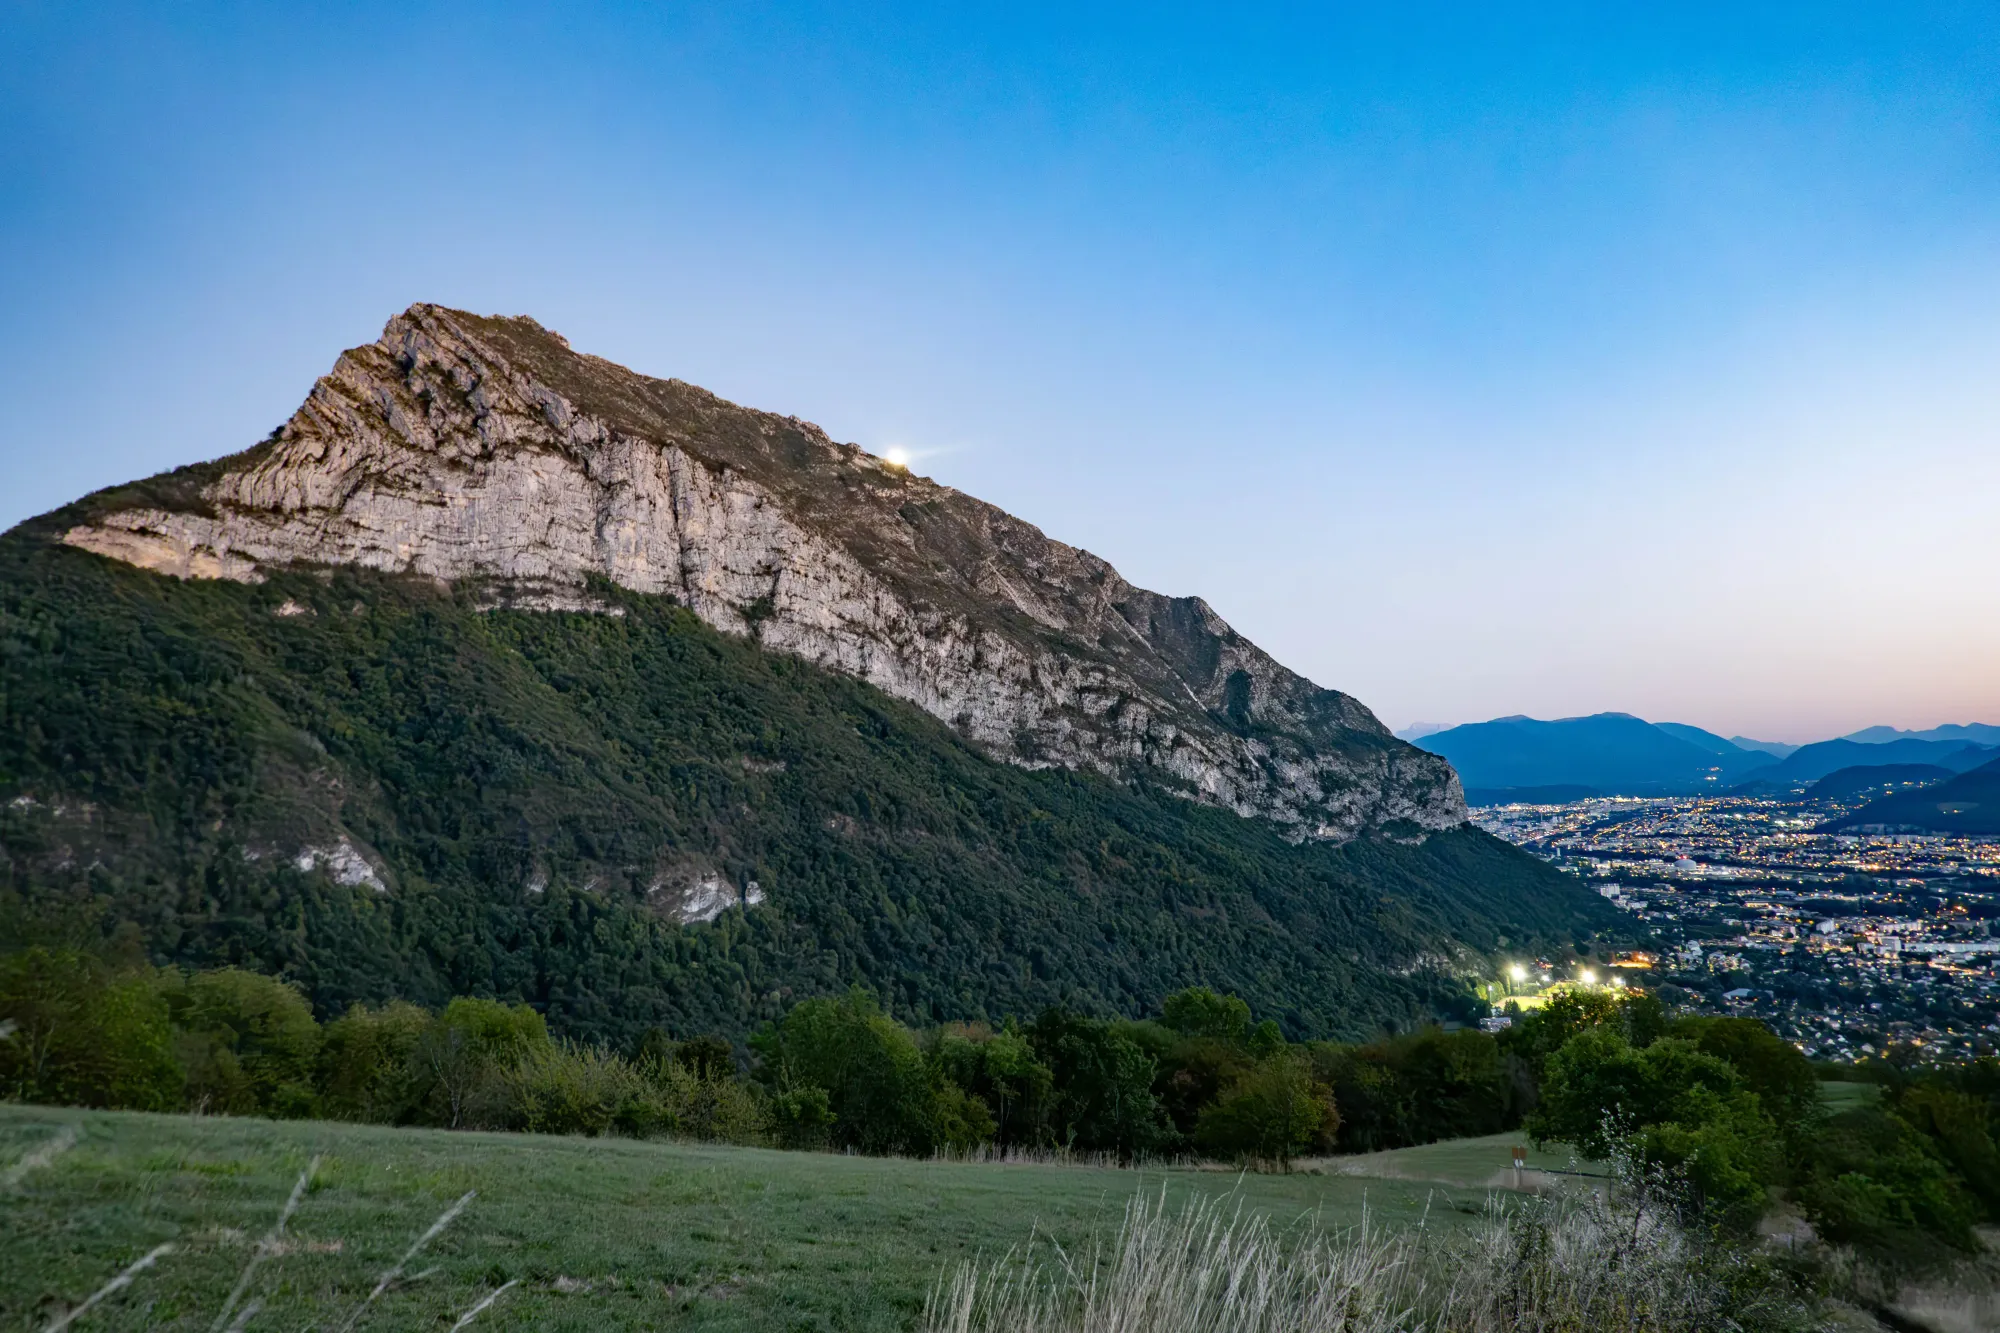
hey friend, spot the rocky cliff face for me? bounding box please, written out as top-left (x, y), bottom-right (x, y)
top-left (62, 304), bottom-right (1464, 841)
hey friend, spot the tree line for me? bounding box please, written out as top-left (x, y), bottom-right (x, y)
top-left (9, 945), bottom-right (2000, 1267)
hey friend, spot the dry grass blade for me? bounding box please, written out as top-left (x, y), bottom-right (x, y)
top-left (927, 1170), bottom-right (1805, 1333)
top-left (221, 1297), bottom-right (263, 1332)
top-left (925, 1187), bottom-right (1427, 1333)
top-left (212, 1154), bottom-right (321, 1332)
top-left (447, 1278), bottom-right (521, 1330)
top-left (42, 1241), bottom-right (175, 1332)
top-left (4, 1124), bottom-right (79, 1190)
top-left (336, 1189), bottom-right (475, 1332)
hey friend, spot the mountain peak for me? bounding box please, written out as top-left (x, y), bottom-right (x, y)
top-left (56, 304), bottom-right (1462, 842)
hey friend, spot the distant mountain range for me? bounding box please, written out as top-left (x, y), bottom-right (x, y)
top-left (1822, 757), bottom-right (2000, 836)
top-left (1740, 738), bottom-right (1999, 787)
top-left (1411, 713), bottom-right (2000, 804)
top-left (1415, 713), bottom-right (1775, 801)
top-left (1843, 723), bottom-right (2000, 747)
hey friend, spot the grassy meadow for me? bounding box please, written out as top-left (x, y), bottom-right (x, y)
top-left (0, 1105), bottom-right (1496, 1332)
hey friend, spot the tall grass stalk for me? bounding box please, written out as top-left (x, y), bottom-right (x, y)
top-left (335, 1189), bottom-right (475, 1332)
top-left (211, 1154), bottom-right (320, 1331)
top-left (447, 1278), bottom-right (520, 1330)
top-left (42, 1242), bottom-right (175, 1333)
top-left (4, 1123), bottom-right (78, 1189)
top-left (926, 1188), bottom-right (1427, 1333)
top-left (926, 1174), bottom-right (1813, 1333)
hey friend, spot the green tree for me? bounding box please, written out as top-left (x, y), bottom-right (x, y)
top-left (1306, 1026), bottom-right (1526, 1152)
top-left (1159, 988), bottom-right (1252, 1044)
top-left (1500, 987), bottom-right (1622, 1081)
top-left (1029, 1009), bottom-right (1172, 1159)
top-left (1891, 1084), bottom-right (2000, 1220)
top-left (317, 1000), bottom-right (434, 1122)
top-left (414, 996), bottom-right (550, 1128)
top-left (1673, 1015), bottom-right (1819, 1133)
top-left (930, 1025), bottom-right (1054, 1147)
top-left (0, 948), bottom-right (180, 1110)
top-left (1193, 1051), bottom-right (1338, 1166)
top-left (1530, 1028), bottom-right (1778, 1221)
top-left (752, 989), bottom-right (941, 1154)
top-left (168, 967), bottom-right (322, 1117)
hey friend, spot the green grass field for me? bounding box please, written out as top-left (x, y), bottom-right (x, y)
top-left (1306, 1131), bottom-right (1601, 1190)
top-left (0, 1106), bottom-right (1494, 1332)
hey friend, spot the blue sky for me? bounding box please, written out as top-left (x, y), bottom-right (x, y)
top-left (4, 2), bottom-right (1998, 739)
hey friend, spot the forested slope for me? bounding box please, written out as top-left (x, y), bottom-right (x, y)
top-left (1, 518), bottom-right (1617, 1044)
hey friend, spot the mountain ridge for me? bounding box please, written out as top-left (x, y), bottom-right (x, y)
top-left (1822, 757), bottom-right (2000, 836)
top-left (0, 304), bottom-right (1616, 1044)
top-left (57, 303), bottom-right (1461, 844)
top-left (1413, 712), bottom-right (1770, 796)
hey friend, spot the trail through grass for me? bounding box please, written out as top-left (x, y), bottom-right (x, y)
top-left (0, 1105), bottom-right (1492, 1331)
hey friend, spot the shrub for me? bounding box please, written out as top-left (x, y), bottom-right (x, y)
top-left (489, 1040), bottom-right (652, 1136)
top-left (770, 1085), bottom-right (837, 1149)
top-left (317, 1000), bottom-right (434, 1123)
top-left (414, 997), bottom-right (549, 1128)
top-left (1797, 1107), bottom-right (1981, 1259)
top-left (643, 1053), bottom-right (770, 1144)
top-left (1892, 1083), bottom-right (2000, 1217)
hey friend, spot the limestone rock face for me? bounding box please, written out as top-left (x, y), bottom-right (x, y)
top-left (63, 305), bottom-right (1465, 841)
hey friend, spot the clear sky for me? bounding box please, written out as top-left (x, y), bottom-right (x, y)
top-left (5, 3), bottom-right (1998, 742)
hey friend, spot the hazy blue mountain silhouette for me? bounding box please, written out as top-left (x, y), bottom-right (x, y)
top-left (1843, 723), bottom-right (2000, 746)
top-left (1413, 713), bottom-right (1771, 795)
top-left (1743, 738), bottom-right (1998, 786)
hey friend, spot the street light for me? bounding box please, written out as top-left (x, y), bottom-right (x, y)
top-left (1509, 964), bottom-right (1528, 982)
top-left (1579, 969), bottom-right (1596, 985)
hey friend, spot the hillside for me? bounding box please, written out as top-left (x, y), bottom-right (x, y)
top-left (1806, 764), bottom-right (1953, 804)
top-left (1741, 737), bottom-right (1998, 787)
top-left (55, 304), bottom-right (1460, 844)
top-left (1413, 713), bottom-right (1769, 795)
top-left (1822, 757), bottom-right (2000, 835)
top-left (0, 311), bottom-right (1615, 1045)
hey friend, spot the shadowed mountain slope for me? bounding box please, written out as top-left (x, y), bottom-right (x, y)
top-left (1821, 758), bottom-right (2000, 836)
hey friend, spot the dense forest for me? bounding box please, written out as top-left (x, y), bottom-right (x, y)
top-left (0, 517), bottom-right (1617, 1046)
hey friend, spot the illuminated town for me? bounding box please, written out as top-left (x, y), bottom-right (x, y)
top-left (1472, 794), bottom-right (2000, 1061)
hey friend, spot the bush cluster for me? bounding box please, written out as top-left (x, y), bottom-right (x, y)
top-left (13, 939), bottom-right (2000, 1272)
top-left (0, 948), bottom-right (762, 1141)
top-left (1505, 986), bottom-right (2000, 1267)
